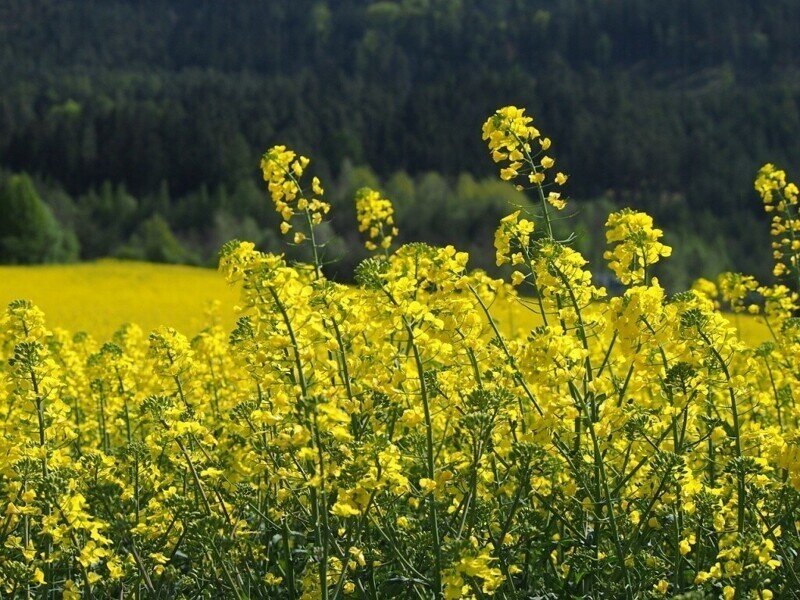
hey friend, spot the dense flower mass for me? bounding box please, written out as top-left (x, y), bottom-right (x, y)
top-left (1, 109), bottom-right (800, 600)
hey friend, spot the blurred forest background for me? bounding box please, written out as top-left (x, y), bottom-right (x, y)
top-left (2, 0), bottom-right (800, 289)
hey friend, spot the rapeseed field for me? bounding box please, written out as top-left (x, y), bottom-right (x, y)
top-left (0, 107), bottom-right (796, 599)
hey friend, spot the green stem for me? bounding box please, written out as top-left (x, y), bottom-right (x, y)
top-left (405, 318), bottom-right (443, 596)
top-left (698, 330), bottom-right (746, 534)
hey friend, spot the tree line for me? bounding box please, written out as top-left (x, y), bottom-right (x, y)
top-left (2, 0), bottom-right (800, 287)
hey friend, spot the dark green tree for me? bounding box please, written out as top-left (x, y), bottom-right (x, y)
top-left (138, 214), bottom-right (192, 264)
top-left (0, 173), bottom-right (77, 263)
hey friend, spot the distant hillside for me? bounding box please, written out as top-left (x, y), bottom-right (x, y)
top-left (2, 0), bottom-right (800, 284)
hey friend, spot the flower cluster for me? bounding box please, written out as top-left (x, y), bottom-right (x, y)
top-left (494, 210), bottom-right (535, 269)
top-left (260, 145), bottom-right (330, 245)
top-left (604, 208), bottom-right (673, 285)
top-left (482, 106), bottom-right (569, 212)
top-left (0, 107), bottom-right (798, 600)
top-left (354, 187), bottom-right (398, 253)
top-left (755, 163), bottom-right (800, 283)
top-left (716, 271), bottom-right (760, 313)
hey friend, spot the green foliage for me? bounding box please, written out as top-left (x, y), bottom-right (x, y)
top-left (116, 215), bottom-right (194, 264)
top-left (0, 173), bottom-right (77, 263)
top-left (74, 181), bottom-right (138, 258)
top-left (0, 0), bottom-right (797, 283)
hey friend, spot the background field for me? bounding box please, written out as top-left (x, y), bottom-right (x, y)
top-left (0, 261), bottom-right (239, 339)
top-left (0, 261), bottom-right (772, 345)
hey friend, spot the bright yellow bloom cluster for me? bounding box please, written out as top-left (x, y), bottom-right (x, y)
top-left (691, 277), bottom-right (719, 303)
top-left (604, 208), bottom-right (672, 285)
top-left (494, 210), bottom-right (535, 269)
top-left (1, 107), bottom-right (799, 600)
top-left (717, 271), bottom-right (760, 313)
top-left (443, 542), bottom-right (505, 598)
top-left (260, 144), bottom-right (330, 245)
top-left (755, 163), bottom-right (800, 282)
top-left (482, 106), bottom-right (569, 212)
top-left (354, 187), bottom-right (398, 252)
